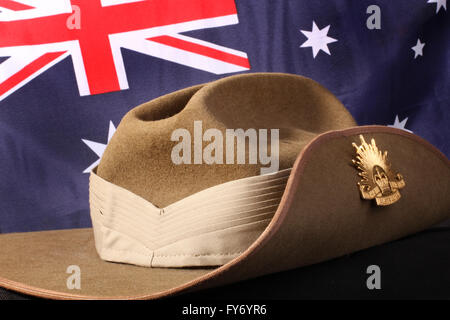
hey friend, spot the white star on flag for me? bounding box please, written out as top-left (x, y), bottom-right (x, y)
top-left (388, 115), bottom-right (413, 133)
top-left (411, 39), bottom-right (425, 59)
top-left (300, 21), bottom-right (338, 58)
top-left (427, 0), bottom-right (447, 13)
top-left (82, 121), bottom-right (116, 173)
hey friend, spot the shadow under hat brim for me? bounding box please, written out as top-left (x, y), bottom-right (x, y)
top-left (0, 126), bottom-right (449, 299)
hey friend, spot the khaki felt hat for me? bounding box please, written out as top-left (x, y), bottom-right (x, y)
top-left (0, 73), bottom-right (449, 299)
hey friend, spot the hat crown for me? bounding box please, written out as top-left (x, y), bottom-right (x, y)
top-left (97, 73), bottom-right (356, 208)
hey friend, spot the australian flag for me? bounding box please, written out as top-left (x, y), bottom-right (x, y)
top-left (0, 0), bottom-right (448, 233)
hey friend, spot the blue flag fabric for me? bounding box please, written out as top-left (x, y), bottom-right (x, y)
top-left (0, 0), bottom-right (448, 233)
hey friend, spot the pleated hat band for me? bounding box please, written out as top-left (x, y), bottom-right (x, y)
top-left (89, 168), bottom-right (291, 267)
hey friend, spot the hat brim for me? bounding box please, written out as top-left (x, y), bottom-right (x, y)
top-left (0, 126), bottom-right (449, 299)
top-left (0, 228), bottom-right (213, 299)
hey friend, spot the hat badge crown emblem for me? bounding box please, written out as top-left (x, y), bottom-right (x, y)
top-left (352, 135), bottom-right (406, 206)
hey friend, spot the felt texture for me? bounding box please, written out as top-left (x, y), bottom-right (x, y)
top-left (97, 73), bottom-right (356, 208)
top-left (2, 227), bottom-right (450, 300)
top-left (0, 228), bottom-right (212, 299)
top-left (0, 126), bottom-right (448, 299)
top-left (180, 127), bottom-right (450, 293)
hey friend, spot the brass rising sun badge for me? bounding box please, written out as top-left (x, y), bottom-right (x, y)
top-left (352, 135), bottom-right (405, 206)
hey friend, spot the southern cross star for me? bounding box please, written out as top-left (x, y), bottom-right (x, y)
top-left (82, 121), bottom-right (116, 173)
top-left (428, 0), bottom-right (447, 13)
top-left (388, 115), bottom-right (413, 133)
top-left (300, 21), bottom-right (338, 58)
top-left (411, 39), bottom-right (425, 59)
